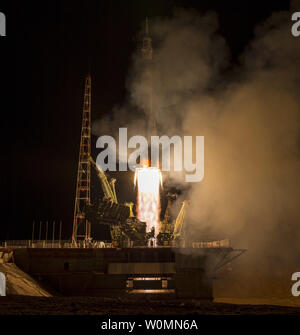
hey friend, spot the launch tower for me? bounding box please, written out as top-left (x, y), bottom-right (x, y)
top-left (72, 74), bottom-right (92, 245)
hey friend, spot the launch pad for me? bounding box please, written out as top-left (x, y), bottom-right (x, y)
top-left (12, 245), bottom-right (244, 300)
top-left (0, 19), bottom-right (245, 302)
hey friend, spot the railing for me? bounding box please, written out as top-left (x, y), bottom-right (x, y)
top-left (0, 240), bottom-right (113, 248)
top-left (1, 239), bottom-right (231, 249)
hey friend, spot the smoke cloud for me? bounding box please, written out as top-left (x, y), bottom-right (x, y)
top-left (183, 2), bottom-right (300, 265)
top-left (93, 1), bottom-right (300, 278)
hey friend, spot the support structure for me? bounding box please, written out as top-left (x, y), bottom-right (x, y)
top-left (72, 74), bottom-right (92, 245)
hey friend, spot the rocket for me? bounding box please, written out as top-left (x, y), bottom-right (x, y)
top-left (141, 17), bottom-right (158, 167)
top-left (141, 17), bottom-right (156, 142)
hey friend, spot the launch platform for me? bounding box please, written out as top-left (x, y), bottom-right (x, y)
top-left (12, 246), bottom-right (244, 300)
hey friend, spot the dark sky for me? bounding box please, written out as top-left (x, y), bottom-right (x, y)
top-left (1, 0), bottom-right (290, 241)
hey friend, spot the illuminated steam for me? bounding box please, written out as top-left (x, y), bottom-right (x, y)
top-left (93, 2), bottom-right (300, 270)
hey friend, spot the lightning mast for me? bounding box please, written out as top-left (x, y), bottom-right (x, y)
top-left (72, 74), bottom-right (92, 245)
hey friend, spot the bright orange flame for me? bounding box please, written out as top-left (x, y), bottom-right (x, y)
top-left (134, 165), bottom-right (162, 235)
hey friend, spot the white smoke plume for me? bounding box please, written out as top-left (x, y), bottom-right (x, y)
top-left (93, 2), bottom-right (300, 272)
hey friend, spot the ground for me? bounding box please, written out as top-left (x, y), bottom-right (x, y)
top-left (0, 295), bottom-right (300, 315)
top-left (1, 260), bottom-right (300, 315)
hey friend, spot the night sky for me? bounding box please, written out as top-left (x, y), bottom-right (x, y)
top-left (1, 0), bottom-right (290, 241)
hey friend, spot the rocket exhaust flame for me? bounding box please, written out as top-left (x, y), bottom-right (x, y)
top-left (134, 165), bottom-right (162, 236)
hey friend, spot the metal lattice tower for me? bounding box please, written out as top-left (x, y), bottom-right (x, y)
top-left (72, 74), bottom-right (92, 245)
